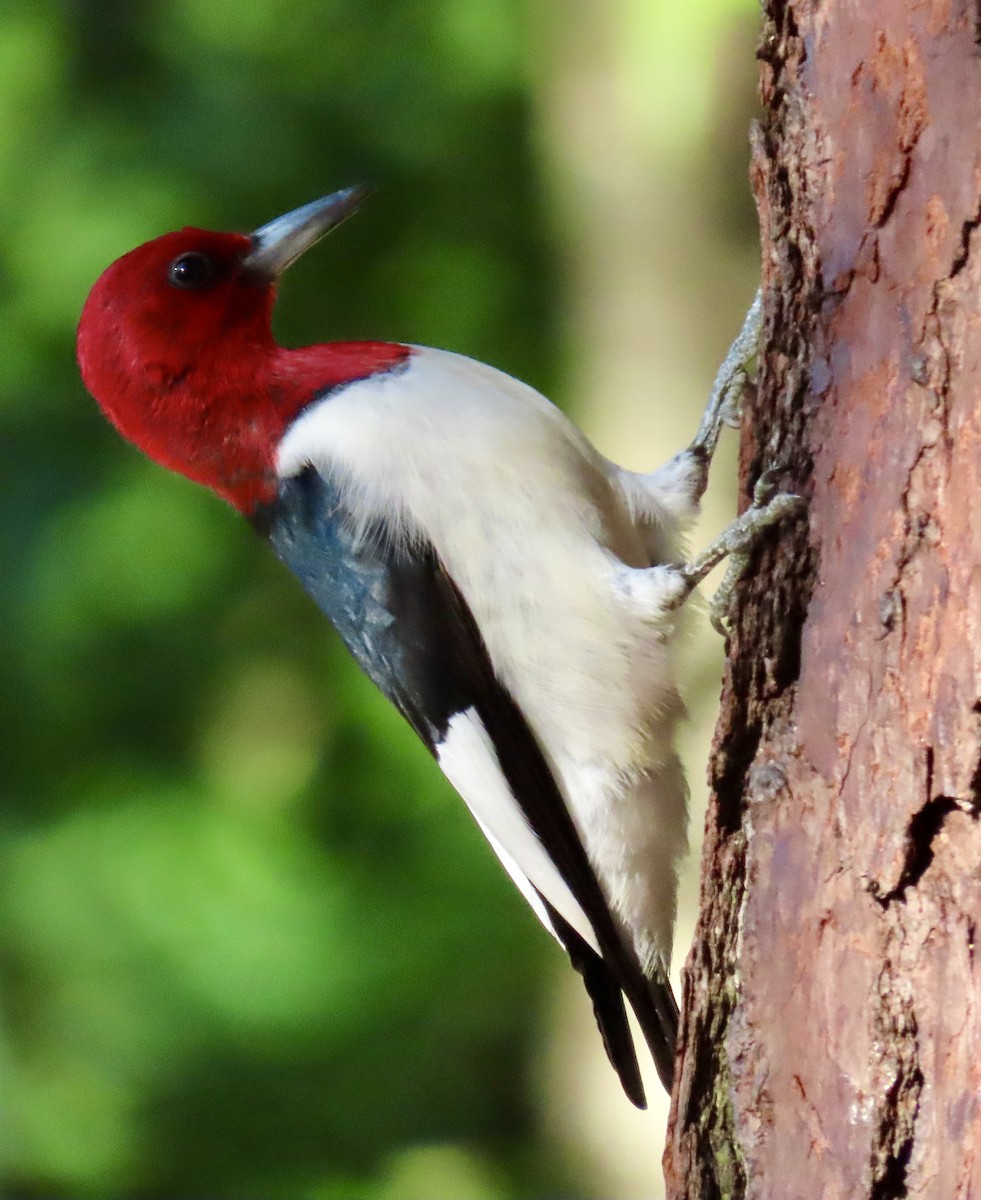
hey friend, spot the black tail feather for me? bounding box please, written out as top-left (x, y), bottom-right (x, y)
top-left (625, 965), bottom-right (679, 1094)
top-left (574, 937), bottom-right (647, 1108)
top-left (542, 900), bottom-right (679, 1108)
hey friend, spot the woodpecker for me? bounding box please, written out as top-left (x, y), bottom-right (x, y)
top-left (77, 187), bottom-right (798, 1108)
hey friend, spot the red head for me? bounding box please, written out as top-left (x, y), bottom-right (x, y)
top-left (77, 188), bottom-right (408, 513)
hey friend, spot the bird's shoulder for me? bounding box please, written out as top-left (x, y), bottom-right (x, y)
top-left (277, 346), bottom-right (599, 482)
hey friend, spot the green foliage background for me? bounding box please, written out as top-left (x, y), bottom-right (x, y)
top-left (0, 1), bottom-right (758, 1196)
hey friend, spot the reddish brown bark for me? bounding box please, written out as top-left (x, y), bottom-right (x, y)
top-left (665, 3), bottom-right (981, 1197)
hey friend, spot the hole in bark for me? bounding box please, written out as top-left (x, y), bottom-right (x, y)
top-left (714, 708), bottom-right (761, 835)
top-left (950, 206), bottom-right (981, 277)
top-left (871, 1061), bottom-right (923, 1200)
top-left (872, 1141), bottom-right (913, 1200)
top-left (879, 796), bottom-right (959, 904)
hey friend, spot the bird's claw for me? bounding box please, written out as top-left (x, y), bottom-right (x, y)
top-left (689, 289), bottom-right (763, 465)
top-left (706, 489), bottom-right (806, 632)
top-left (667, 485), bottom-right (806, 629)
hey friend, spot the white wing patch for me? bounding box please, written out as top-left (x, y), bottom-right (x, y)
top-left (436, 708), bottom-right (600, 955)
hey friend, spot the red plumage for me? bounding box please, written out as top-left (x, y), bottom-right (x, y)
top-left (77, 224), bottom-right (407, 513)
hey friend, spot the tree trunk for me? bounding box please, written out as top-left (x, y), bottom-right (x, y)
top-left (664, 3), bottom-right (981, 1197)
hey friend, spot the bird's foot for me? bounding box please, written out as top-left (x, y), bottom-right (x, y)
top-left (688, 288), bottom-right (763, 481)
top-left (669, 470), bottom-right (806, 631)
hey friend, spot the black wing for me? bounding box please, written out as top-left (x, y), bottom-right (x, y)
top-left (253, 467), bottom-right (678, 1104)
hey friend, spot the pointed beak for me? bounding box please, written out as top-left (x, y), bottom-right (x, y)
top-left (243, 184), bottom-right (371, 279)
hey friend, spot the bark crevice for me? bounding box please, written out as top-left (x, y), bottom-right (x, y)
top-left (875, 795), bottom-right (961, 906)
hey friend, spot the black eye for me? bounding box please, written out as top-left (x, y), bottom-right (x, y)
top-left (168, 252), bottom-right (215, 290)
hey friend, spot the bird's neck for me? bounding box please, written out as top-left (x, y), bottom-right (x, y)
top-left (110, 340), bottom-right (410, 514)
top-left (219, 340), bottom-right (413, 512)
top-left (272, 340), bottom-right (411, 402)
